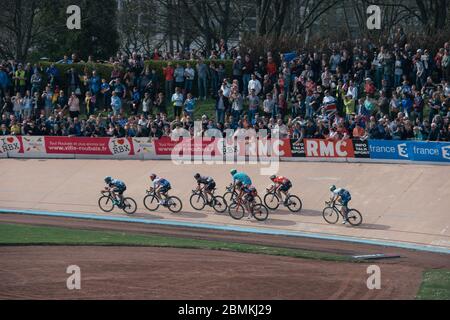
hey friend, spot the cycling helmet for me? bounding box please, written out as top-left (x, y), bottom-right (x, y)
top-left (270, 175), bottom-right (277, 181)
top-left (230, 169), bottom-right (237, 175)
top-left (150, 173), bottom-right (157, 180)
top-left (194, 173), bottom-right (201, 179)
top-left (104, 176), bottom-right (112, 183)
top-left (330, 185), bottom-right (336, 192)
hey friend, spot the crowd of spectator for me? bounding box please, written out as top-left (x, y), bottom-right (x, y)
top-left (1, 31), bottom-right (450, 142)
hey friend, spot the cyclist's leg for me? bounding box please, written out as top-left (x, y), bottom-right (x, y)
top-left (341, 201), bottom-right (349, 221)
top-left (112, 189), bottom-right (120, 203)
top-left (118, 187), bottom-right (125, 204)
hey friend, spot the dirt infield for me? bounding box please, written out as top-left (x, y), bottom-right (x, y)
top-left (1, 215), bottom-right (449, 299)
top-left (0, 245), bottom-right (423, 300)
top-left (0, 159), bottom-right (449, 249)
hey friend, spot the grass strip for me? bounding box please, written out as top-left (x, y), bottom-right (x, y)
top-left (0, 223), bottom-right (355, 263)
top-left (416, 269), bottom-right (450, 300)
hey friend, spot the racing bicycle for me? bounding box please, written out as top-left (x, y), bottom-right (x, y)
top-left (98, 189), bottom-right (137, 215)
top-left (143, 189), bottom-right (183, 213)
top-left (322, 200), bottom-right (363, 226)
top-left (228, 192), bottom-right (269, 222)
top-left (223, 183), bottom-right (262, 208)
top-left (190, 187), bottom-right (227, 213)
top-left (263, 184), bottom-right (303, 213)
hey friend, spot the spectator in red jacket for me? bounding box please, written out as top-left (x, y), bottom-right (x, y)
top-left (163, 62), bottom-right (174, 102)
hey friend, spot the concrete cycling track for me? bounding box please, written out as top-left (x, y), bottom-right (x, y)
top-left (0, 158), bottom-right (449, 253)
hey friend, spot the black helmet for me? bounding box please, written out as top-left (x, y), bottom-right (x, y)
top-left (194, 173), bottom-right (201, 179)
top-left (270, 175), bottom-right (276, 181)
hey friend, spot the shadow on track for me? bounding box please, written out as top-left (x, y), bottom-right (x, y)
top-left (253, 218), bottom-right (297, 227)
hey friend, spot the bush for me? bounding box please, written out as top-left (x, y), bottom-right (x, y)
top-left (40, 60), bottom-right (234, 97)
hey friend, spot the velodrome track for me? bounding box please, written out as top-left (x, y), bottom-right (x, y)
top-left (0, 158), bottom-right (449, 253)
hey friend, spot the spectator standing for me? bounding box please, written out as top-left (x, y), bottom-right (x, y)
top-left (171, 87), bottom-right (184, 118)
top-left (248, 74), bottom-right (262, 96)
top-left (242, 55), bottom-right (254, 96)
top-left (110, 91), bottom-right (121, 116)
top-left (247, 89), bottom-right (260, 121)
top-left (184, 63), bottom-right (195, 94)
top-left (215, 90), bottom-right (229, 124)
top-left (197, 60), bottom-right (208, 100)
top-left (163, 62), bottom-right (174, 102)
top-left (174, 63), bottom-right (185, 92)
top-left (232, 56), bottom-right (242, 91)
top-left (68, 92), bottom-right (80, 118)
top-left (183, 93), bottom-right (196, 118)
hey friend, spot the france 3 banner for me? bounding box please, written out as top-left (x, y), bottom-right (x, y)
top-left (367, 140), bottom-right (450, 163)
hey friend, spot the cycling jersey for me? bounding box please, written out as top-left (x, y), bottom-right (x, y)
top-left (197, 176), bottom-right (214, 185)
top-left (197, 176), bottom-right (216, 191)
top-left (333, 188), bottom-right (351, 206)
top-left (153, 178), bottom-right (170, 189)
top-left (273, 176), bottom-right (290, 184)
top-left (233, 172), bottom-right (252, 186)
top-left (109, 179), bottom-right (126, 194)
top-left (109, 179), bottom-right (126, 189)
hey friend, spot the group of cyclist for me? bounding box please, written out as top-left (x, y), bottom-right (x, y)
top-left (103, 170), bottom-right (353, 224)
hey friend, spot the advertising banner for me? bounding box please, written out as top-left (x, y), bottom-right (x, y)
top-left (290, 139), bottom-right (306, 157)
top-left (131, 138), bottom-right (157, 159)
top-left (45, 137), bottom-right (135, 157)
top-left (0, 136), bottom-right (23, 155)
top-left (407, 141), bottom-right (450, 163)
top-left (367, 140), bottom-right (409, 160)
top-left (352, 139), bottom-right (370, 158)
top-left (1, 135), bottom-right (449, 165)
top-left (304, 139), bottom-right (355, 158)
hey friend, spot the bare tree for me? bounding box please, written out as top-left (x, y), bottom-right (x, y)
top-left (179, 0), bottom-right (252, 51)
top-left (0, 0), bottom-right (41, 60)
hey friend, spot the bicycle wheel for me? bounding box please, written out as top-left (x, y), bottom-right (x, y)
top-left (228, 202), bottom-right (245, 220)
top-left (167, 196), bottom-right (183, 213)
top-left (212, 196), bottom-right (227, 213)
top-left (223, 191), bottom-right (237, 206)
top-left (322, 207), bottom-right (339, 224)
top-left (286, 195), bottom-right (303, 213)
top-left (264, 193), bottom-right (280, 210)
top-left (254, 195), bottom-right (263, 205)
top-left (347, 209), bottom-right (363, 226)
top-left (143, 194), bottom-right (160, 211)
top-left (252, 204), bottom-right (269, 222)
top-left (98, 196), bottom-right (114, 212)
top-left (122, 197), bottom-right (137, 215)
top-left (190, 193), bottom-right (206, 211)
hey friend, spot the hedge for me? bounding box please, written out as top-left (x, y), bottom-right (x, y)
top-left (39, 60), bottom-right (234, 96)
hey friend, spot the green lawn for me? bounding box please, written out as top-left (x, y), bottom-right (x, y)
top-left (416, 269), bottom-right (450, 300)
top-left (0, 223), bottom-right (354, 263)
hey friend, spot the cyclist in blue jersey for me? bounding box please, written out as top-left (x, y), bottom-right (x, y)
top-left (230, 169), bottom-right (252, 188)
top-left (104, 176), bottom-right (127, 207)
top-left (149, 173), bottom-right (172, 205)
top-left (330, 185), bottom-right (352, 224)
